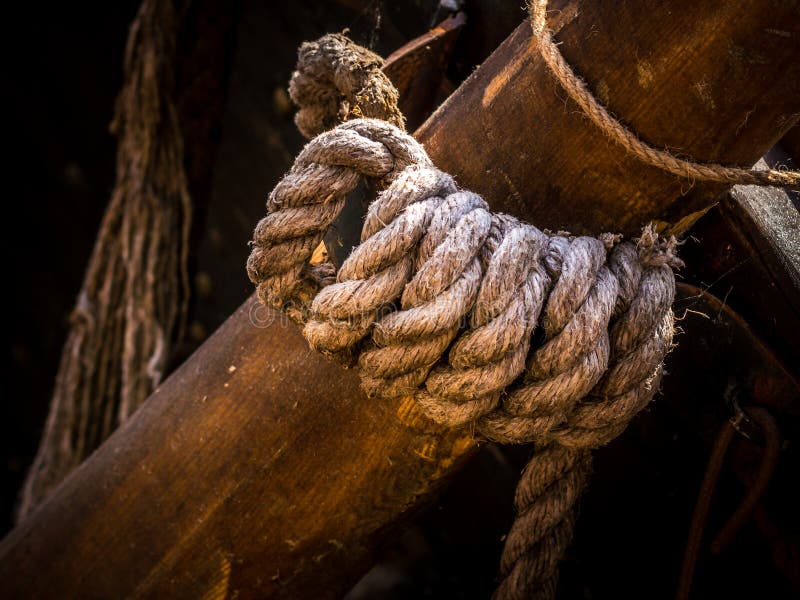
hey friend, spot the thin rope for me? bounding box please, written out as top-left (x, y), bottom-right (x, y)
top-left (528, 0), bottom-right (800, 188)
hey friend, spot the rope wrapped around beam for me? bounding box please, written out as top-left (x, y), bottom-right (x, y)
top-left (248, 34), bottom-right (680, 599)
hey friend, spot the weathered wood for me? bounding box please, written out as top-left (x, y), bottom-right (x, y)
top-left (2, 300), bottom-right (475, 598)
top-left (416, 0), bottom-right (800, 236)
top-left (3, 2), bottom-right (800, 598)
top-left (727, 183), bottom-right (800, 315)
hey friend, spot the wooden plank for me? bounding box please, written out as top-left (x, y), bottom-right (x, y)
top-left (727, 181), bottom-right (800, 313)
top-left (2, 2), bottom-right (800, 598)
top-left (383, 12), bottom-right (466, 131)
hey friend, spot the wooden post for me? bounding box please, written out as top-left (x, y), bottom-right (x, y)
top-left (2, 2), bottom-right (799, 598)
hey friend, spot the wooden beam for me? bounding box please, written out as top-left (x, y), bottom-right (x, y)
top-left (416, 0), bottom-right (800, 236)
top-left (3, 299), bottom-right (476, 598)
top-left (726, 182), bottom-right (800, 314)
top-left (2, 2), bottom-right (800, 598)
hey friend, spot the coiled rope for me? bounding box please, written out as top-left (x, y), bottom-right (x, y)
top-left (248, 32), bottom-right (681, 599)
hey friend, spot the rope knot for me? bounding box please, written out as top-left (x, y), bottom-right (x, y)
top-left (289, 33), bottom-right (405, 138)
top-left (248, 31), bottom-right (683, 600)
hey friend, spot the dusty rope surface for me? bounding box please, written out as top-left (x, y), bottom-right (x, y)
top-left (529, 0), bottom-right (800, 189)
top-left (248, 34), bottom-right (680, 599)
top-left (19, 0), bottom-right (192, 521)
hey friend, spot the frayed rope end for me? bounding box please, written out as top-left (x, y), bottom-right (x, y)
top-left (636, 225), bottom-right (685, 269)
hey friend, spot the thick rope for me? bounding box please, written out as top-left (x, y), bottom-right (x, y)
top-left (248, 34), bottom-right (680, 599)
top-left (528, 0), bottom-right (800, 188)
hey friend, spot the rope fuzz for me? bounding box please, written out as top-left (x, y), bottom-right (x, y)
top-left (248, 33), bottom-right (682, 599)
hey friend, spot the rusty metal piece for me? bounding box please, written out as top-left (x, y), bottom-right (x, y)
top-left (727, 393), bottom-right (766, 447)
top-left (710, 407), bottom-right (781, 555)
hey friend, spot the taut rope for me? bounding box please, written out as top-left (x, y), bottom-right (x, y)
top-left (248, 34), bottom-right (679, 599)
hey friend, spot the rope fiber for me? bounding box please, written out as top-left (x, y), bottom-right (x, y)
top-left (19, 0), bottom-right (192, 522)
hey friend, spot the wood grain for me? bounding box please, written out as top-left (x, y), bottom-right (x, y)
top-left (0, 300), bottom-right (475, 598)
top-left (727, 184), bottom-right (800, 311)
top-left (3, 2), bottom-right (800, 598)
